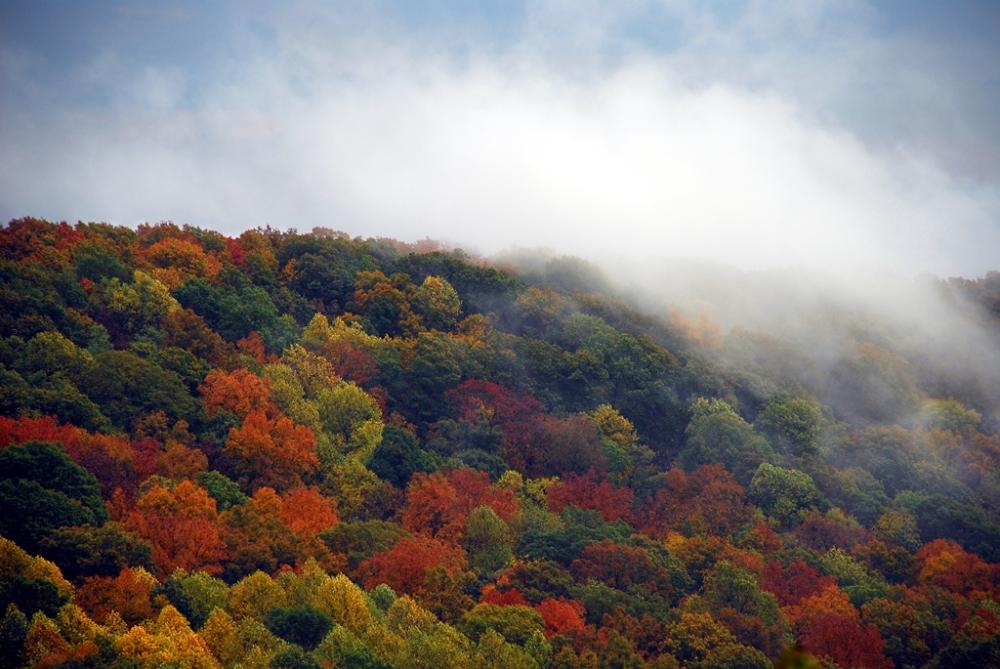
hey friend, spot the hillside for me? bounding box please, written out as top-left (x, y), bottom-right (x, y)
top-left (1, 217), bottom-right (998, 669)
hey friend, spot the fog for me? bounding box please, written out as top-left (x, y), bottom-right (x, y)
top-left (1, 2), bottom-right (999, 278)
top-left (3, 2), bottom-right (1000, 418)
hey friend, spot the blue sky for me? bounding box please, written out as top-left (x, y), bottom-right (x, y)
top-left (1, 1), bottom-right (999, 274)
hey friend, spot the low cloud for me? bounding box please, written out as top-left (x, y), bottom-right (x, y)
top-left (1, 2), bottom-right (998, 277)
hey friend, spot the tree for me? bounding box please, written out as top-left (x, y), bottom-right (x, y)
top-left (357, 536), bottom-right (467, 596)
top-left (225, 409), bottom-right (319, 491)
top-left (126, 480), bottom-right (227, 576)
top-left (798, 613), bottom-right (892, 669)
top-left (927, 612), bottom-right (1000, 669)
top-left (313, 573), bottom-right (374, 635)
top-left (570, 541), bottom-right (672, 593)
top-left (402, 469), bottom-right (519, 543)
top-left (97, 270), bottom-right (179, 340)
top-left (826, 340), bottom-right (921, 424)
top-left (75, 567), bottom-right (156, 626)
top-left (173, 273), bottom-right (296, 351)
top-left (39, 523), bottom-right (153, 582)
top-left (664, 611), bottom-right (736, 665)
top-left (680, 398), bottom-right (775, 483)
top-left (199, 608), bottom-right (241, 667)
top-left (872, 509), bottom-right (921, 551)
top-left (161, 309), bottom-right (230, 366)
top-left (115, 602), bottom-right (220, 668)
top-left (0, 604), bottom-right (27, 668)
top-left (0, 440), bottom-right (107, 552)
top-left (759, 560), bottom-right (834, 607)
top-left (459, 603), bottom-right (545, 645)
top-left (194, 470), bottom-right (248, 511)
top-left (227, 570), bottom-right (285, 621)
top-left (547, 470), bottom-right (633, 523)
top-left (698, 643), bottom-right (771, 669)
top-left (638, 465), bottom-right (752, 537)
top-left (861, 591), bottom-right (951, 669)
top-left (264, 605), bottom-right (332, 650)
top-left (162, 570), bottom-right (228, 630)
top-left (400, 331), bottom-right (463, 425)
top-left (535, 598), bottom-right (586, 637)
top-left (395, 622), bottom-right (474, 669)
top-left (221, 487), bottom-right (298, 579)
top-left (413, 276), bottom-right (462, 331)
top-left (464, 506), bottom-right (513, 574)
top-left (786, 584), bottom-right (892, 669)
top-left (0, 577), bottom-right (67, 619)
top-left (921, 398), bottom-right (982, 435)
top-left (754, 397), bottom-right (822, 458)
top-left (300, 313), bottom-right (381, 385)
top-left (829, 426), bottom-right (919, 497)
top-left (747, 463), bottom-right (822, 528)
top-left (315, 381), bottom-right (383, 463)
top-left (320, 520), bottom-right (409, 573)
top-left (369, 425), bottom-right (437, 488)
top-left (200, 368), bottom-right (274, 419)
top-left (474, 628), bottom-right (542, 669)
top-left (270, 646), bottom-right (323, 669)
top-left (446, 380), bottom-right (545, 473)
top-left (915, 539), bottom-right (998, 597)
top-left (280, 487), bottom-right (339, 539)
top-left (86, 350), bottom-right (199, 428)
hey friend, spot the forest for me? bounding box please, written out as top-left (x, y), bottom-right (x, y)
top-left (0, 216), bottom-right (998, 669)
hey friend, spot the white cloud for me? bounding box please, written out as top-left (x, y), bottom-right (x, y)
top-left (1, 2), bottom-right (998, 277)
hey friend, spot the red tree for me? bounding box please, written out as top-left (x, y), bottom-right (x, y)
top-left (401, 469), bottom-right (519, 542)
top-left (760, 560), bottom-right (836, 607)
top-left (76, 567), bottom-right (155, 626)
top-left (225, 410), bottom-right (318, 490)
top-left (536, 598), bottom-right (587, 637)
top-left (357, 536), bottom-right (467, 595)
top-left (126, 480), bottom-right (227, 576)
top-left (916, 539), bottom-right (998, 597)
top-left (570, 540), bottom-right (672, 593)
top-left (280, 487), bottom-right (339, 539)
top-left (200, 368), bottom-right (275, 419)
top-left (547, 470), bottom-right (633, 522)
top-left (638, 465), bottom-right (751, 537)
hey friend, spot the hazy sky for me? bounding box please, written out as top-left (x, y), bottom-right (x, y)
top-left (2, 1), bottom-right (999, 276)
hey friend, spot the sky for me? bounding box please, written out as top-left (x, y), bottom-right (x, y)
top-left (1, 1), bottom-right (999, 276)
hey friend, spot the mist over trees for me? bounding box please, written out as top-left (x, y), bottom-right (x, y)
top-left (0, 217), bottom-right (998, 669)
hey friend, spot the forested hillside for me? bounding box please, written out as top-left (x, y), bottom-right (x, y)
top-left (1, 217), bottom-right (998, 669)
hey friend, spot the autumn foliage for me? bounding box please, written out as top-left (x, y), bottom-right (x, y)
top-left (0, 219), bottom-right (998, 669)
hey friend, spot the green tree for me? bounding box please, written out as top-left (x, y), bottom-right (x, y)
top-left (0, 440), bottom-right (108, 552)
top-left (319, 520), bottom-right (409, 572)
top-left (39, 523), bottom-right (153, 582)
top-left (0, 604), bottom-right (27, 669)
top-left (98, 270), bottom-right (179, 339)
top-left (458, 604), bottom-right (545, 645)
top-left (369, 425), bottom-right (437, 488)
top-left (755, 397), bottom-right (822, 458)
top-left (681, 398), bottom-right (775, 483)
top-left (0, 577), bottom-right (67, 619)
top-left (747, 463), bottom-right (822, 528)
top-left (697, 643), bottom-right (772, 669)
top-left (315, 381), bottom-right (384, 464)
top-left (413, 276), bottom-right (462, 331)
top-left (264, 605), bottom-right (333, 650)
top-left (464, 506), bottom-right (513, 575)
top-left (195, 470), bottom-right (248, 511)
top-left (270, 646), bottom-right (322, 669)
top-left (86, 350), bottom-right (198, 428)
top-left (474, 629), bottom-right (541, 669)
top-left (162, 570), bottom-right (229, 630)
